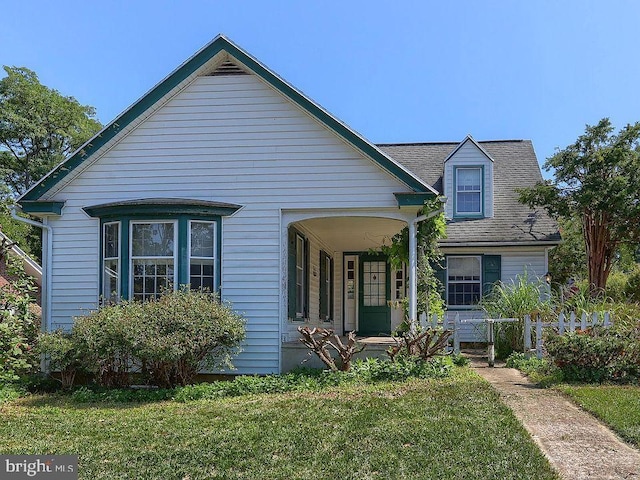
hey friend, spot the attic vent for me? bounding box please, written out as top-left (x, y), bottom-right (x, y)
top-left (210, 61), bottom-right (247, 76)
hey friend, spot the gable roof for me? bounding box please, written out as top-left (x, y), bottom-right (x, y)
top-left (379, 140), bottom-right (561, 245)
top-left (19, 35), bottom-right (435, 204)
top-left (443, 134), bottom-right (495, 164)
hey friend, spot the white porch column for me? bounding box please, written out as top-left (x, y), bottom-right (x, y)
top-left (408, 220), bottom-right (418, 333)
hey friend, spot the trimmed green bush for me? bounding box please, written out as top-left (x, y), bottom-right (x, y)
top-left (545, 326), bottom-right (640, 383)
top-left (44, 288), bottom-right (246, 388)
top-left (131, 288), bottom-right (246, 387)
top-left (72, 301), bottom-right (137, 387)
top-left (37, 330), bottom-right (84, 388)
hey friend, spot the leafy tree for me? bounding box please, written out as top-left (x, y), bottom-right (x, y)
top-left (548, 216), bottom-right (586, 286)
top-left (0, 66), bottom-right (102, 260)
top-left (519, 118), bottom-right (640, 294)
top-left (0, 66), bottom-right (102, 195)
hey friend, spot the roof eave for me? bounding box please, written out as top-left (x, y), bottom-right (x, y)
top-left (20, 34), bottom-right (435, 202)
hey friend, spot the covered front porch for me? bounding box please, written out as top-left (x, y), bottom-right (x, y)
top-left (279, 207), bottom-right (434, 370)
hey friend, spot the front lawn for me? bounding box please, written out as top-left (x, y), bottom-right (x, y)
top-left (0, 369), bottom-right (558, 480)
top-left (558, 385), bottom-right (640, 448)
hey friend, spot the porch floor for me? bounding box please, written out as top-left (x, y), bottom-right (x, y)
top-left (281, 335), bottom-right (396, 372)
top-left (283, 335), bottom-right (397, 347)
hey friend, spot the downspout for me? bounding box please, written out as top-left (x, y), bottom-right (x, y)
top-left (408, 205), bottom-right (445, 333)
top-left (11, 206), bottom-right (53, 332)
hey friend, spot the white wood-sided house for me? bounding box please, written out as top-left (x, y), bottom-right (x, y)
top-left (17, 36), bottom-right (560, 374)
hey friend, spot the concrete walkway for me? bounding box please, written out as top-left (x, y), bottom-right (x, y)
top-left (470, 357), bottom-right (640, 480)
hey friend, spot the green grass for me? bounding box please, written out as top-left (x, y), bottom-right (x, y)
top-left (558, 384), bottom-right (640, 447)
top-left (0, 369), bottom-right (558, 480)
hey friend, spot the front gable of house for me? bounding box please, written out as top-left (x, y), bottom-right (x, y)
top-left (443, 135), bottom-right (494, 220)
top-left (20, 35), bottom-right (434, 208)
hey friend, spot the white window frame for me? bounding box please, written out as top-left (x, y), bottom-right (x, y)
top-left (394, 263), bottom-right (406, 301)
top-left (102, 221), bottom-right (120, 303)
top-left (129, 220), bottom-right (178, 301)
top-left (455, 167), bottom-right (483, 216)
top-left (188, 220), bottom-right (216, 292)
top-left (447, 255), bottom-right (482, 308)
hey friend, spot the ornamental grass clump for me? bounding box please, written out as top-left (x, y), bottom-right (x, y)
top-left (480, 272), bottom-right (553, 358)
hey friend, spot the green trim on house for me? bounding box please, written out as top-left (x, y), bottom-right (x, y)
top-left (19, 201), bottom-right (65, 215)
top-left (453, 165), bottom-right (485, 218)
top-left (98, 212), bottom-right (223, 301)
top-left (178, 217), bottom-right (189, 290)
top-left (393, 192), bottom-right (436, 207)
top-left (83, 199), bottom-right (242, 218)
top-left (19, 35), bottom-right (434, 203)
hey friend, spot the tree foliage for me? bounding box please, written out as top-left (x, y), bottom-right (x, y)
top-left (519, 118), bottom-right (640, 294)
top-left (0, 66), bottom-right (102, 195)
top-left (378, 197), bottom-right (447, 320)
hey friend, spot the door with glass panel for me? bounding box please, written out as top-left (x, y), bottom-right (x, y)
top-left (358, 253), bottom-right (390, 335)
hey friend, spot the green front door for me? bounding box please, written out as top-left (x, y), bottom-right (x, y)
top-left (358, 253), bottom-right (391, 335)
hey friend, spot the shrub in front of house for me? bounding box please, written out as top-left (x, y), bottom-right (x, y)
top-left (545, 326), bottom-right (640, 383)
top-left (0, 258), bottom-right (40, 383)
top-left (131, 288), bottom-right (246, 388)
top-left (37, 330), bottom-right (84, 388)
top-left (42, 288), bottom-right (246, 388)
top-left (72, 301), bottom-right (137, 387)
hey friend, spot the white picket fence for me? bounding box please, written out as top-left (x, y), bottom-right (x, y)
top-left (418, 312), bottom-right (517, 360)
top-left (524, 311), bottom-right (612, 359)
top-left (418, 310), bottom-right (612, 361)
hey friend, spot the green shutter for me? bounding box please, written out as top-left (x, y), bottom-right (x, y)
top-left (329, 256), bottom-right (334, 321)
top-left (432, 257), bottom-right (447, 301)
top-left (287, 228), bottom-right (297, 320)
top-left (482, 255), bottom-right (501, 296)
top-left (319, 251), bottom-right (327, 320)
top-left (304, 238), bottom-right (310, 318)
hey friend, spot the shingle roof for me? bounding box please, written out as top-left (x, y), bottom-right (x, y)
top-left (378, 140), bottom-right (561, 246)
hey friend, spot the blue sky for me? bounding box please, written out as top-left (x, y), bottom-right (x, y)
top-left (2, 1), bottom-right (640, 177)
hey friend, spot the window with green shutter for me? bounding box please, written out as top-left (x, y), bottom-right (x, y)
top-left (288, 227), bottom-right (309, 320)
top-left (442, 254), bottom-right (501, 307)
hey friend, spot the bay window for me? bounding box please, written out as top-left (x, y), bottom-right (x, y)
top-left (85, 199), bottom-right (241, 303)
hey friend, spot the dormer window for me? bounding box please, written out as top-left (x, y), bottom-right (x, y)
top-left (455, 167), bottom-right (483, 216)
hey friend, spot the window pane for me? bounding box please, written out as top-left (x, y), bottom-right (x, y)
top-left (132, 223), bottom-right (174, 257)
top-left (448, 257), bottom-right (480, 279)
top-left (102, 259), bottom-right (119, 302)
top-left (190, 222), bottom-right (215, 258)
top-left (457, 168), bottom-right (481, 191)
top-left (104, 223), bottom-right (119, 259)
top-left (190, 259), bottom-right (214, 292)
top-left (447, 257), bottom-right (481, 306)
top-left (363, 261), bottom-right (386, 307)
top-left (132, 258), bottom-right (174, 301)
top-left (457, 192), bottom-right (481, 213)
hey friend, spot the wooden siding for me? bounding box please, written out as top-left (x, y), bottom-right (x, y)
top-left (443, 141), bottom-right (494, 219)
top-left (45, 73), bottom-right (408, 373)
